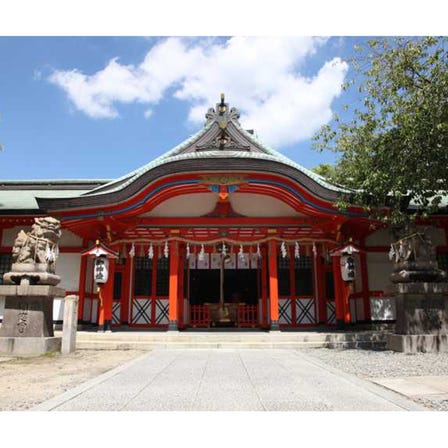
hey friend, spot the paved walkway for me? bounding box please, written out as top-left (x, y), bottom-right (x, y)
top-left (33, 349), bottom-right (425, 411)
top-left (371, 376), bottom-right (448, 403)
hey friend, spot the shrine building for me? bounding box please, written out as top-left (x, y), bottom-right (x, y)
top-left (1, 96), bottom-right (448, 331)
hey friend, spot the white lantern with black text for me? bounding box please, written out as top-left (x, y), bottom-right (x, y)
top-left (94, 256), bottom-right (109, 284)
top-left (340, 254), bottom-right (356, 281)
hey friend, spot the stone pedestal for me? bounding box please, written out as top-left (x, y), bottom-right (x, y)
top-left (0, 284), bottom-right (65, 356)
top-left (0, 337), bottom-right (61, 356)
top-left (395, 290), bottom-right (448, 335)
top-left (387, 283), bottom-right (448, 353)
top-left (387, 333), bottom-right (448, 353)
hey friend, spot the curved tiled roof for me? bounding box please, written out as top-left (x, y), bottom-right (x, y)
top-left (36, 97), bottom-right (352, 212)
top-left (84, 120), bottom-right (348, 198)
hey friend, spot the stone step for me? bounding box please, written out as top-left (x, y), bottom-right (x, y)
top-left (71, 331), bottom-right (387, 350)
top-left (76, 340), bottom-right (386, 350)
top-left (70, 331), bottom-right (387, 343)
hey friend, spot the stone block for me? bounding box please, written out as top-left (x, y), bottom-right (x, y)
top-left (0, 295), bottom-right (55, 337)
top-left (62, 295), bottom-right (79, 354)
top-left (0, 285), bottom-right (65, 339)
top-left (395, 292), bottom-right (448, 334)
top-left (387, 333), bottom-right (448, 353)
top-left (0, 336), bottom-right (61, 356)
top-left (0, 285), bottom-right (65, 298)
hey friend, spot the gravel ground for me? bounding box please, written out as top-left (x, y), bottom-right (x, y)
top-left (0, 349), bottom-right (146, 411)
top-left (301, 348), bottom-right (448, 411)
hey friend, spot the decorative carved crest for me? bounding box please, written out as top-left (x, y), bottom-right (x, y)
top-left (196, 132), bottom-right (250, 151)
top-left (200, 174), bottom-right (247, 186)
top-left (197, 94), bottom-right (253, 151)
top-left (205, 94), bottom-right (241, 127)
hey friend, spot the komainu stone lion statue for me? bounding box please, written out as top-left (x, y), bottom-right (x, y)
top-left (4, 216), bottom-right (62, 286)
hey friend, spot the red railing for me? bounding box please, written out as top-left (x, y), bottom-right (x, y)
top-left (190, 305), bottom-right (211, 328)
top-left (237, 305), bottom-right (258, 327)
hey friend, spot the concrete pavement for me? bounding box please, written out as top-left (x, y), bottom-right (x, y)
top-left (370, 376), bottom-right (448, 404)
top-left (33, 349), bottom-right (426, 411)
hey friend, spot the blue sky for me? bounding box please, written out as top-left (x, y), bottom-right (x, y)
top-left (0, 36), bottom-right (368, 180)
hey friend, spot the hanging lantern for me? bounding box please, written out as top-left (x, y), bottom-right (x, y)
top-left (312, 242), bottom-right (317, 258)
top-left (186, 242), bottom-right (190, 259)
top-left (221, 241), bottom-right (227, 256)
top-left (129, 243), bottom-right (135, 258)
top-left (256, 243), bottom-right (261, 259)
top-left (93, 256), bottom-right (109, 284)
top-left (148, 243), bottom-right (154, 259)
top-left (294, 242), bottom-right (300, 259)
top-left (281, 241), bottom-right (288, 259)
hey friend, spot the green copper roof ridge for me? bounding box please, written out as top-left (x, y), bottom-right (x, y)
top-left (0, 179), bottom-right (111, 184)
top-left (233, 123), bottom-right (351, 194)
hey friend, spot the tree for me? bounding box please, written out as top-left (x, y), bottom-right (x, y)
top-left (313, 37), bottom-right (448, 229)
top-left (311, 163), bottom-right (337, 181)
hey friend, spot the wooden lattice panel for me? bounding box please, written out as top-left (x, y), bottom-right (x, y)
top-left (279, 298), bottom-right (293, 325)
top-left (326, 300), bottom-right (336, 325)
top-left (295, 298), bottom-right (316, 324)
top-left (112, 301), bottom-right (121, 325)
top-left (130, 297), bottom-right (170, 326)
top-left (131, 298), bottom-right (152, 325)
top-left (154, 299), bottom-right (169, 325)
top-left (279, 297), bottom-right (316, 326)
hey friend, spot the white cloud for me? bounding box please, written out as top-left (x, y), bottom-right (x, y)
top-left (48, 37), bottom-right (348, 148)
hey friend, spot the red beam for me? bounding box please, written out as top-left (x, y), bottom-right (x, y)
top-left (130, 216), bottom-right (328, 227)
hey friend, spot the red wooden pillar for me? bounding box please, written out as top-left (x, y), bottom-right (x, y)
top-left (98, 258), bottom-right (115, 332)
top-left (332, 255), bottom-right (350, 328)
top-left (359, 249), bottom-right (371, 321)
top-left (261, 245), bottom-right (268, 328)
top-left (168, 240), bottom-right (179, 331)
top-left (77, 255), bottom-right (87, 324)
top-left (268, 240), bottom-right (280, 331)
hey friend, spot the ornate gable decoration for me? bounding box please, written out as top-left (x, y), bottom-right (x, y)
top-left (205, 93), bottom-right (241, 127)
top-left (195, 94), bottom-right (251, 152)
